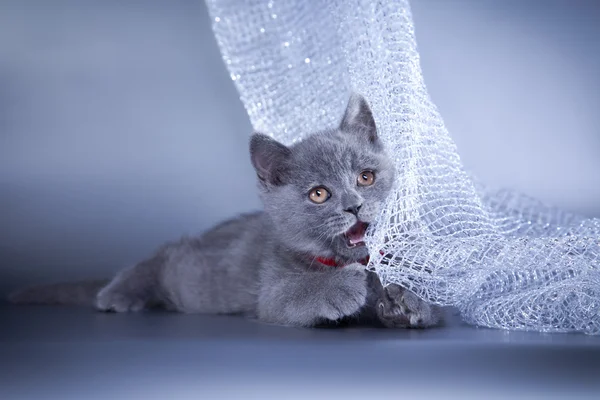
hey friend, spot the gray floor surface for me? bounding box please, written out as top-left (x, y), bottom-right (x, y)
top-left (1, 305), bottom-right (599, 399)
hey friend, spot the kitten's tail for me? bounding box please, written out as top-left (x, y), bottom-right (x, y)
top-left (8, 280), bottom-right (109, 307)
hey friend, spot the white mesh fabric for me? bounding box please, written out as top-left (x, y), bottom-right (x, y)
top-left (206, 0), bottom-right (600, 334)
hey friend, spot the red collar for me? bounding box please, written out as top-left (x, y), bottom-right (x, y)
top-left (315, 255), bottom-right (370, 268)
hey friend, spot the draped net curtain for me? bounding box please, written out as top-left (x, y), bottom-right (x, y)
top-left (205, 0), bottom-right (600, 334)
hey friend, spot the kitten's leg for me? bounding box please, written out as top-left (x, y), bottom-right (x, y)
top-left (376, 284), bottom-right (441, 328)
top-left (352, 270), bottom-right (387, 325)
top-left (95, 256), bottom-right (163, 312)
top-left (258, 264), bottom-right (368, 327)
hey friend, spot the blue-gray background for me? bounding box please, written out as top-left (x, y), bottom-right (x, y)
top-left (1, 0), bottom-right (599, 295)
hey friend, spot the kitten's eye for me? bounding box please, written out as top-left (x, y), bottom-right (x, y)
top-left (309, 187), bottom-right (331, 204)
top-left (357, 170), bottom-right (375, 186)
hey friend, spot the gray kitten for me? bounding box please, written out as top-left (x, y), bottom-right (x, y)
top-left (9, 94), bottom-right (440, 328)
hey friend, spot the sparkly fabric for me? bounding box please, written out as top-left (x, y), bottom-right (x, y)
top-left (206, 0), bottom-right (600, 334)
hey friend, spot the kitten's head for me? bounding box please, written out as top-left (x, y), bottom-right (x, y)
top-left (250, 94), bottom-right (394, 262)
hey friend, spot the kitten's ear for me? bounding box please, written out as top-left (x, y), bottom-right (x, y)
top-left (339, 93), bottom-right (378, 143)
top-left (250, 133), bottom-right (292, 186)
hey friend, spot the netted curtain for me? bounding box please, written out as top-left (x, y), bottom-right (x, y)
top-left (205, 0), bottom-right (600, 334)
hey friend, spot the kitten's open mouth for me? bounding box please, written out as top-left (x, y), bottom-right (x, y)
top-left (344, 221), bottom-right (369, 248)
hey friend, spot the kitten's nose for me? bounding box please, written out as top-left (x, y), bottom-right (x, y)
top-left (344, 204), bottom-right (362, 216)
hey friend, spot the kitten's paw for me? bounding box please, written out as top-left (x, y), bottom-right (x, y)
top-left (319, 264), bottom-right (367, 321)
top-left (95, 286), bottom-right (146, 313)
top-left (377, 284), bottom-right (440, 328)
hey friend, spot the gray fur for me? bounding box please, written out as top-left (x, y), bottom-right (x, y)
top-left (9, 280), bottom-right (108, 306)
top-left (9, 94), bottom-right (440, 329)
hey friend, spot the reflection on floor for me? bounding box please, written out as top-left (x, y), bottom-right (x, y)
top-left (1, 305), bottom-right (599, 399)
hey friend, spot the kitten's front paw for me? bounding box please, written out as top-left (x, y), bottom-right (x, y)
top-left (319, 264), bottom-right (367, 321)
top-left (377, 284), bottom-right (440, 328)
top-left (96, 286), bottom-right (146, 313)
